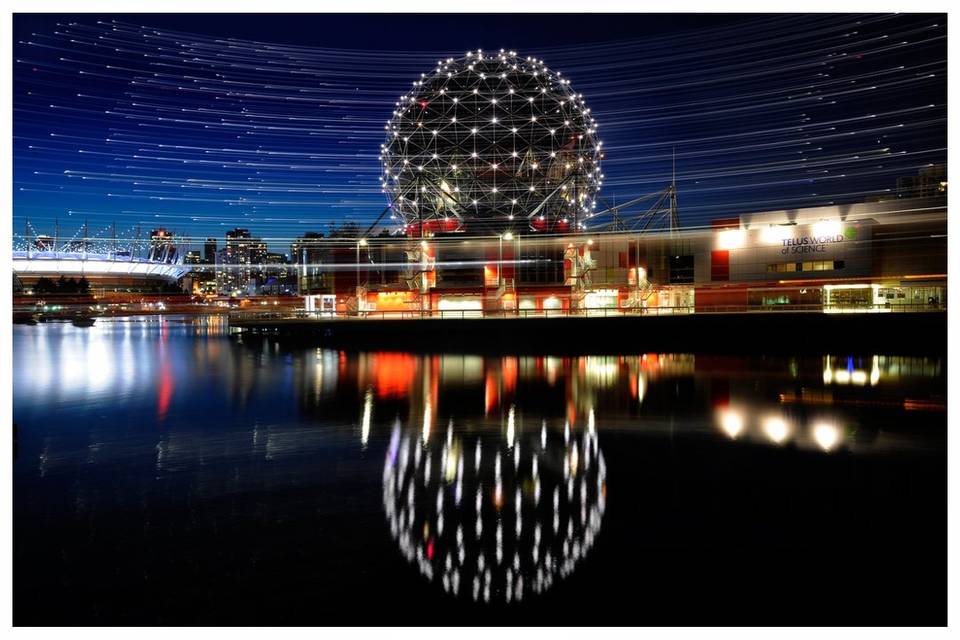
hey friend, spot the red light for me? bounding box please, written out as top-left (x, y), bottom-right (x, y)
top-left (419, 101), bottom-right (429, 109)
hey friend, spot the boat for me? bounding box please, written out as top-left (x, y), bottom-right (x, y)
top-left (71, 314), bottom-right (96, 327)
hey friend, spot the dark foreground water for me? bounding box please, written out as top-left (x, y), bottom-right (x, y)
top-left (13, 316), bottom-right (946, 625)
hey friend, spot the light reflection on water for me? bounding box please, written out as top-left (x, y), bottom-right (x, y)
top-left (383, 417), bottom-right (606, 603)
top-left (12, 316), bottom-right (947, 621)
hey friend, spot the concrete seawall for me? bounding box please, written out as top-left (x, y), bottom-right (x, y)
top-left (232, 311), bottom-right (947, 355)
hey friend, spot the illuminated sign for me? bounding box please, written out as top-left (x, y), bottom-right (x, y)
top-left (780, 234), bottom-right (845, 255)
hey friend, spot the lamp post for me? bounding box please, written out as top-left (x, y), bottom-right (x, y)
top-left (356, 238), bottom-right (368, 312)
top-left (498, 234), bottom-right (503, 290)
top-left (499, 231), bottom-right (514, 290)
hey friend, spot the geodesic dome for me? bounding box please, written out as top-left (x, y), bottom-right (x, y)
top-left (380, 50), bottom-right (603, 236)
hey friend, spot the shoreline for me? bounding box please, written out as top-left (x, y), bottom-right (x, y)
top-left (231, 311), bottom-right (947, 355)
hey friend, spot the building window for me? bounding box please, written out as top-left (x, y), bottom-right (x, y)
top-left (767, 260), bottom-right (844, 273)
top-left (669, 255), bottom-right (695, 284)
top-left (517, 245), bottom-right (564, 285)
top-left (766, 263), bottom-right (798, 273)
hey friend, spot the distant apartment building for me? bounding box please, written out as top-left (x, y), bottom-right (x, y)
top-left (204, 237), bottom-right (217, 264)
top-left (896, 164), bottom-right (947, 199)
top-left (217, 228), bottom-right (268, 294)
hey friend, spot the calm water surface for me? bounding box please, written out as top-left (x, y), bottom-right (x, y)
top-left (13, 316), bottom-right (946, 625)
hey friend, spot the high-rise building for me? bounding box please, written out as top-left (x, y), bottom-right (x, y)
top-left (204, 238), bottom-right (217, 264)
top-left (897, 164), bottom-right (947, 199)
top-left (218, 228), bottom-right (268, 294)
top-left (291, 232), bottom-right (328, 294)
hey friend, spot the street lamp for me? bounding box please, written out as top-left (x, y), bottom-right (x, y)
top-left (498, 232), bottom-right (514, 290)
top-left (356, 237), bottom-right (368, 298)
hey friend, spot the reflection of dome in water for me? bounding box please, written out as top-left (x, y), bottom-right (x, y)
top-left (383, 418), bottom-right (606, 602)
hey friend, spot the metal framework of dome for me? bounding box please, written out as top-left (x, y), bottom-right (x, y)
top-left (380, 50), bottom-right (603, 235)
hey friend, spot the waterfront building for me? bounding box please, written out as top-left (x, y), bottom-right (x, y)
top-left (298, 196), bottom-right (946, 316)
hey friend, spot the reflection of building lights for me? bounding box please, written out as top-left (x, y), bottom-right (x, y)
top-left (506, 404), bottom-right (516, 447)
top-left (422, 401), bottom-right (432, 443)
top-left (763, 416), bottom-right (790, 444)
top-left (584, 356), bottom-right (618, 386)
top-left (360, 388), bottom-right (373, 447)
top-left (637, 374), bottom-right (646, 405)
top-left (870, 357), bottom-right (881, 386)
top-left (850, 370), bottom-right (868, 385)
top-left (812, 422), bottom-right (841, 451)
top-left (718, 409), bottom-right (744, 439)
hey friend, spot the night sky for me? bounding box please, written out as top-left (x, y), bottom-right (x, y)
top-left (13, 13), bottom-right (946, 252)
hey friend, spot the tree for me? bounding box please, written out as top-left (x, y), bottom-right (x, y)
top-left (34, 277), bottom-right (54, 294)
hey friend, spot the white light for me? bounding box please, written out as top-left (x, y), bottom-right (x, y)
top-left (812, 219), bottom-right (842, 238)
top-left (717, 228), bottom-right (746, 250)
top-left (760, 225), bottom-right (792, 244)
top-left (718, 409), bottom-right (744, 439)
top-left (763, 416), bottom-right (790, 444)
top-left (812, 422), bottom-right (841, 452)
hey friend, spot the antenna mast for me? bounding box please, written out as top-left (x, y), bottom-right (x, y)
top-left (669, 147), bottom-right (680, 233)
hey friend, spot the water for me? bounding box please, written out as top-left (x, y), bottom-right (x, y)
top-left (13, 316), bottom-right (946, 625)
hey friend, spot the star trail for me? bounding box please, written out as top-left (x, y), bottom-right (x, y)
top-left (12, 13), bottom-right (946, 251)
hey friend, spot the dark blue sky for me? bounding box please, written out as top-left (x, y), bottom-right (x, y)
top-left (13, 13), bottom-right (946, 252)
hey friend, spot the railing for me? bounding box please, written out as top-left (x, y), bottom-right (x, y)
top-left (229, 302), bottom-right (946, 322)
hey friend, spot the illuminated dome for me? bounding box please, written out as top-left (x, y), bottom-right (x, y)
top-left (383, 417), bottom-right (606, 602)
top-left (380, 50), bottom-right (603, 236)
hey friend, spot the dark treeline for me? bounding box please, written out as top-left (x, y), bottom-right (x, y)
top-left (30, 277), bottom-right (186, 295)
top-left (33, 276), bottom-right (90, 295)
